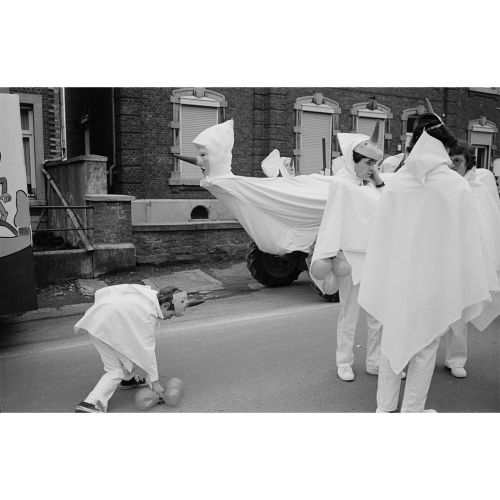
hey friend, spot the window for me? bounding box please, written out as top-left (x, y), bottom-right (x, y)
top-left (468, 117), bottom-right (498, 170)
top-left (20, 105), bottom-right (36, 197)
top-left (17, 94), bottom-right (45, 201)
top-left (294, 94), bottom-right (340, 175)
top-left (170, 88), bottom-right (226, 185)
top-left (351, 100), bottom-right (392, 155)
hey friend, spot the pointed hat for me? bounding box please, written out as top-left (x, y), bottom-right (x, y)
top-left (353, 121), bottom-right (383, 161)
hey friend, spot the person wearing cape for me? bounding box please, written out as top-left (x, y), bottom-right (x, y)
top-left (310, 122), bottom-right (388, 382)
top-left (74, 284), bottom-right (192, 413)
top-left (442, 139), bottom-right (500, 378)
top-left (358, 113), bottom-right (500, 412)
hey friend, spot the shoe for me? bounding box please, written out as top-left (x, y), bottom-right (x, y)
top-left (423, 409), bottom-right (437, 413)
top-left (120, 376), bottom-right (148, 390)
top-left (450, 367), bottom-right (467, 378)
top-left (337, 366), bottom-right (355, 381)
top-left (75, 401), bottom-right (105, 413)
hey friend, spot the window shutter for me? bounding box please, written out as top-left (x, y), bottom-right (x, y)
top-left (357, 117), bottom-right (385, 151)
top-left (471, 131), bottom-right (492, 146)
top-left (300, 111), bottom-right (332, 175)
top-left (180, 105), bottom-right (218, 178)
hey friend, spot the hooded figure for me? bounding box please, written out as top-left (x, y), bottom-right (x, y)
top-left (442, 141), bottom-right (500, 378)
top-left (310, 125), bottom-right (387, 382)
top-left (358, 131), bottom-right (499, 412)
top-left (74, 284), bottom-right (190, 412)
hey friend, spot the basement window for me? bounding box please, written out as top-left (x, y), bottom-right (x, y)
top-left (190, 205), bottom-right (209, 220)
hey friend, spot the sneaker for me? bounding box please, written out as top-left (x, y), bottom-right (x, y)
top-left (337, 366), bottom-right (355, 381)
top-left (450, 367), bottom-right (467, 378)
top-left (120, 376), bottom-right (148, 390)
top-left (75, 401), bottom-right (105, 413)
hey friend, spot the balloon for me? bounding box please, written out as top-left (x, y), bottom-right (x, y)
top-left (323, 271), bottom-right (339, 295)
top-left (134, 388), bottom-right (161, 411)
top-left (164, 377), bottom-right (184, 407)
top-left (332, 257), bottom-right (351, 277)
top-left (310, 258), bottom-right (333, 280)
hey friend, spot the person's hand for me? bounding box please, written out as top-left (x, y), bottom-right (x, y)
top-left (370, 170), bottom-right (384, 186)
top-left (0, 193), bottom-right (11, 203)
top-left (151, 380), bottom-right (165, 395)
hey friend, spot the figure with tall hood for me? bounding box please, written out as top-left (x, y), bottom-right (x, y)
top-left (74, 284), bottom-right (192, 413)
top-left (442, 139), bottom-right (500, 379)
top-left (358, 113), bottom-right (500, 412)
top-left (310, 123), bottom-right (389, 382)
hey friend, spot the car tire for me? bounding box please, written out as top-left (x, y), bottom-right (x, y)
top-left (246, 242), bottom-right (307, 287)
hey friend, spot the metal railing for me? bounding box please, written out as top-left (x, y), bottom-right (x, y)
top-left (32, 205), bottom-right (94, 250)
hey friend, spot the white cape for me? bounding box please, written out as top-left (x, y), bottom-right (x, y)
top-left (310, 132), bottom-right (383, 286)
top-left (74, 284), bottom-right (162, 381)
top-left (358, 132), bottom-right (497, 374)
top-left (201, 174), bottom-right (336, 255)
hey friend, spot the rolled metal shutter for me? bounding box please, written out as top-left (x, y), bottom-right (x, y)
top-left (180, 105), bottom-right (218, 179)
top-left (300, 111), bottom-right (331, 175)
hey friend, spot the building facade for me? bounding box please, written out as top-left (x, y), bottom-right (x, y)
top-left (64, 87), bottom-right (500, 200)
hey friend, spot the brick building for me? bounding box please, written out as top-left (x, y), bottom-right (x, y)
top-left (2, 87), bottom-right (499, 275)
top-left (59, 87), bottom-right (499, 267)
top-left (64, 87), bottom-right (500, 198)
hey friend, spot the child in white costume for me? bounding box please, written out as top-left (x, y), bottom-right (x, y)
top-left (358, 114), bottom-right (500, 412)
top-left (444, 139), bottom-right (500, 378)
top-left (74, 284), bottom-right (189, 413)
top-left (311, 123), bottom-right (387, 382)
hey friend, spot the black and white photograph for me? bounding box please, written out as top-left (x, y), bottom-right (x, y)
top-left (1, 1), bottom-right (499, 499)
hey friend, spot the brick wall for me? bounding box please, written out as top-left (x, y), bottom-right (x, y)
top-left (87, 197), bottom-right (134, 245)
top-left (112, 87), bottom-right (499, 199)
top-left (10, 87), bottom-right (63, 159)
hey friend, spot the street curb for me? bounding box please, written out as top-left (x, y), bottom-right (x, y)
top-left (0, 303), bottom-right (92, 325)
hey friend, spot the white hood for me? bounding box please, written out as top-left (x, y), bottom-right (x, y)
top-left (404, 130), bottom-right (452, 183)
top-left (335, 133), bottom-right (372, 184)
top-left (193, 119), bottom-right (234, 178)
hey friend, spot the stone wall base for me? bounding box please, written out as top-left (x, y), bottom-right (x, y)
top-left (133, 223), bottom-right (251, 265)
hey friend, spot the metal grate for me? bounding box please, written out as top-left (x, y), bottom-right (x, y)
top-left (142, 269), bottom-right (224, 293)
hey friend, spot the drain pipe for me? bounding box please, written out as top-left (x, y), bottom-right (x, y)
top-left (42, 87), bottom-right (67, 168)
top-left (41, 87), bottom-right (67, 193)
top-left (107, 87), bottom-right (117, 189)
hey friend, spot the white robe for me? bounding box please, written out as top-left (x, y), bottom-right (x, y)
top-left (311, 133), bottom-right (382, 287)
top-left (358, 131), bottom-right (498, 374)
top-left (74, 284), bottom-right (163, 381)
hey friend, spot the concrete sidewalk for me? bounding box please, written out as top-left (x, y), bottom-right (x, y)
top-left (0, 260), bottom-right (266, 325)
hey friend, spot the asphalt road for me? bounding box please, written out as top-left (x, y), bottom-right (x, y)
top-left (1, 283), bottom-right (498, 413)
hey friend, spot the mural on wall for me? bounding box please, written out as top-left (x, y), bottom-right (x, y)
top-left (0, 93), bottom-right (37, 314)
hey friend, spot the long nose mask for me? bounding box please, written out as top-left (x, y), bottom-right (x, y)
top-left (173, 154), bottom-right (205, 173)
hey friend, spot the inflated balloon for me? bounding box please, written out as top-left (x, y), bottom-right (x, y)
top-left (134, 387), bottom-right (161, 411)
top-left (164, 377), bottom-right (184, 407)
top-left (332, 256), bottom-right (351, 277)
top-left (323, 271), bottom-right (339, 295)
top-left (310, 258), bottom-right (333, 280)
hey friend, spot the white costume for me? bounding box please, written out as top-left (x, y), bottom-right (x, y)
top-left (444, 166), bottom-right (500, 372)
top-left (311, 132), bottom-right (383, 374)
top-left (358, 131), bottom-right (500, 412)
top-left (74, 284), bottom-right (163, 410)
top-left (380, 153), bottom-right (404, 173)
